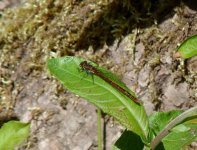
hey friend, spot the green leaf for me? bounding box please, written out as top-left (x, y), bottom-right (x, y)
top-left (47, 56), bottom-right (149, 142)
top-left (149, 110), bottom-right (182, 135)
top-left (177, 34), bottom-right (197, 59)
top-left (0, 121), bottom-right (30, 150)
top-left (111, 130), bottom-right (144, 150)
top-left (162, 123), bottom-right (197, 150)
top-left (162, 113), bottom-right (197, 150)
top-left (149, 109), bottom-right (197, 150)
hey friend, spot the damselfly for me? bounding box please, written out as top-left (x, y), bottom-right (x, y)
top-left (80, 61), bottom-right (141, 104)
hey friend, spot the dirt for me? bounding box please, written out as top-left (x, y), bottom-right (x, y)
top-left (0, 0), bottom-right (197, 150)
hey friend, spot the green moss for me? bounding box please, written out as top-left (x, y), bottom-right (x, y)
top-left (0, 0), bottom-right (162, 113)
top-left (0, 0), bottom-right (149, 67)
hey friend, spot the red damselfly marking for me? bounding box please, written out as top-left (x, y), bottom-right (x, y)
top-left (80, 61), bottom-right (141, 105)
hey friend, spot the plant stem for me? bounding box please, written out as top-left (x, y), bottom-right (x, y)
top-left (97, 108), bottom-right (102, 150)
top-left (150, 106), bottom-right (197, 149)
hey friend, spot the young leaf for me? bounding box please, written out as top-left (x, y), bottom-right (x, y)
top-left (111, 130), bottom-right (144, 150)
top-left (47, 56), bottom-right (149, 142)
top-left (0, 121), bottom-right (30, 150)
top-left (176, 35), bottom-right (197, 59)
top-left (161, 123), bottom-right (197, 150)
top-left (149, 110), bottom-right (182, 135)
top-left (150, 107), bottom-right (197, 149)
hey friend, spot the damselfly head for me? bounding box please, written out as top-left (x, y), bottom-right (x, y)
top-left (79, 61), bottom-right (88, 68)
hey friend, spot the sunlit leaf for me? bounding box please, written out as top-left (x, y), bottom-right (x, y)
top-left (176, 34), bottom-right (197, 59)
top-left (162, 124), bottom-right (197, 150)
top-left (47, 56), bottom-right (149, 142)
top-left (149, 110), bottom-right (182, 135)
top-left (149, 110), bottom-right (197, 150)
top-left (0, 121), bottom-right (30, 150)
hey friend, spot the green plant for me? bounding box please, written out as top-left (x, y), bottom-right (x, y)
top-left (0, 121), bottom-right (30, 150)
top-left (47, 55), bottom-right (197, 150)
top-left (174, 34), bottom-right (197, 59)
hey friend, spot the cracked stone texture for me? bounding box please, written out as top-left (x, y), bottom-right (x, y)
top-left (0, 0), bottom-right (197, 150)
